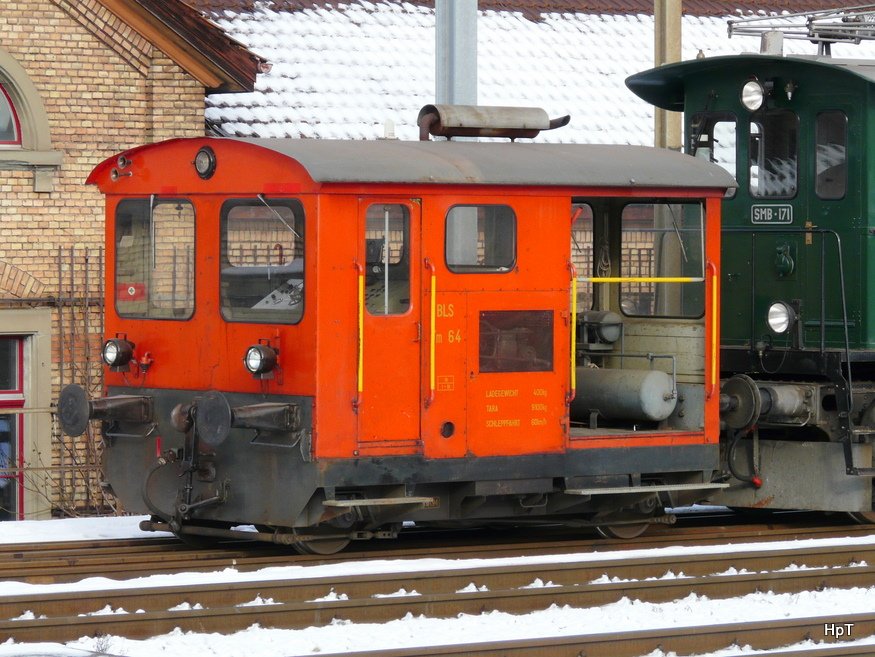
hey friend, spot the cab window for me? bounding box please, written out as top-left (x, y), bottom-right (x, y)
top-left (750, 110), bottom-right (798, 198)
top-left (365, 203), bottom-right (410, 315)
top-left (690, 112), bottom-right (737, 198)
top-left (220, 198), bottom-right (305, 324)
top-left (115, 198), bottom-right (195, 320)
top-left (620, 202), bottom-right (704, 318)
top-left (570, 202), bottom-right (594, 311)
top-left (815, 110), bottom-right (847, 200)
top-left (446, 205), bottom-right (516, 272)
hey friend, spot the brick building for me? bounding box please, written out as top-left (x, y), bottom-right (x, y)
top-left (0, 0), bottom-right (260, 520)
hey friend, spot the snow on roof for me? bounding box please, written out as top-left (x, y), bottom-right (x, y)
top-left (202, 1), bottom-right (875, 144)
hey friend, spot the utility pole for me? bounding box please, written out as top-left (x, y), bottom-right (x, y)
top-left (654, 0), bottom-right (682, 150)
top-left (435, 0), bottom-right (477, 105)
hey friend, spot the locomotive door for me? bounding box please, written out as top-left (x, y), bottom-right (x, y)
top-left (357, 199), bottom-right (422, 444)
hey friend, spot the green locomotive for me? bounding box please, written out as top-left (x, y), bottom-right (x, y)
top-left (627, 8), bottom-right (875, 519)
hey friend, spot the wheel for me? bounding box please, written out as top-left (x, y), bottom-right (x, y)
top-left (848, 512), bottom-right (875, 525)
top-left (172, 529), bottom-right (220, 549)
top-left (288, 528), bottom-right (351, 555)
top-left (595, 523), bottom-right (650, 539)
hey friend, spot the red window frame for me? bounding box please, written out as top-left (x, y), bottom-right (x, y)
top-left (0, 83), bottom-right (21, 146)
top-left (0, 337), bottom-right (24, 520)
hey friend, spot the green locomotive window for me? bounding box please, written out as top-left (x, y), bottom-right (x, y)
top-left (115, 198), bottom-right (195, 320)
top-left (446, 205), bottom-right (516, 273)
top-left (816, 111), bottom-right (847, 200)
top-left (220, 199), bottom-right (305, 324)
top-left (690, 112), bottom-right (737, 198)
top-left (619, 202), bottom-right (704, 318)
top-left (749, 110), bottom-right (798, 199)
top-left (365, 203), bottom-right (410, 316)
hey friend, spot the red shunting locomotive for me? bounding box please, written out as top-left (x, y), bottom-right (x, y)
top-left (59, 106), bottom-right (734, 552)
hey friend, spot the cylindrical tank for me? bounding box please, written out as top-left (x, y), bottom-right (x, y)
top-left (571, 367), bottom-right (677, 422)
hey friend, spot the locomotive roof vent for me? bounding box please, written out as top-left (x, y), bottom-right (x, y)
top-left (417, 104), bottom-right (570, 141)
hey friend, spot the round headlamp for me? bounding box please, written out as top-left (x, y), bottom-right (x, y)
top-left (741, 80), bottom-right (765, 112)
top-left (767, 301), bottom-right (796, 334)
top-left (194, 146), bottom-right (217, 179)
top-left (244, 344), bottom-right (278, 377)
top-left (102, 338), bottom-right (134, 370)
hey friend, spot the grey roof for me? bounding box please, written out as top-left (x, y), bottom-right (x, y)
top-left (238, 138), bottom-right (737, 191)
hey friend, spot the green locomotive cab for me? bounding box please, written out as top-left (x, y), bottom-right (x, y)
top-left (629, 51), bottom-right (875, 519)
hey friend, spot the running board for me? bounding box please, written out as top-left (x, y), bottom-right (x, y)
top-left (565, 483), bottom-right (730, 496)
top-left (324, 496), bottom-right (438, 507)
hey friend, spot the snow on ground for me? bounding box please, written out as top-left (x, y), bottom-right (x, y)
top-left (1, 515), bottom-right (875, 656)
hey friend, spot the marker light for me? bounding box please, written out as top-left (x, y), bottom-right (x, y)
top-left (244, 344), bottom-right (278, 378)
top-left (102, 338), bottom-right (135, 371)
top-left (767, 301), bottom-right (796, 334)
top-left (741, 80), bottom-right (765, 112)
top-left (194, 146), bottom-right (217, 179)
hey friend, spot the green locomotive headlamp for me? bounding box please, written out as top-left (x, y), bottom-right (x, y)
top-left (741, 79), bottom-right (765, 112)
top-left (767, 301), bottom-right (797, 334)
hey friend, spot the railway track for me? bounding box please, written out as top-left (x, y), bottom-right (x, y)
top-left (2, 515), bottom-right (872, 584)
top-left (3, 524), bottom-right (875, 654)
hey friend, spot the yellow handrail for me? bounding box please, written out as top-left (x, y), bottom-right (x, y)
top-left (425, 258), bottom-right (437, 407)
top-left (356, 264), bottom-right (365, 396)
top-left (568, 262), bottom-right (577, 403)
top-left (581, 276), bottom-right (703, 283)
top-left (708, 261), bottom-right (718, 399)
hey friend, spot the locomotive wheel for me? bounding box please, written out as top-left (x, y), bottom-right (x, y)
top-left (594, 522), bottom-right (650, 540)
top-left (289, 528), bottom-right (351, 555)
top-left (848, 512), bottom-right (875, 525)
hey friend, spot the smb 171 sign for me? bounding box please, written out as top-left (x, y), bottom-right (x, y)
top-left (751, 204), bottom-right (793, 224)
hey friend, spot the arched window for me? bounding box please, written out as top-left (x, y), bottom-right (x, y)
top-left (0, 84), bottom-right (21, 146)
top-left (0, 49), bottom-right (59, 191)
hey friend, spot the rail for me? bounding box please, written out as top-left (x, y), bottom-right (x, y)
top-left (4, 527), bottom-right (875, 649)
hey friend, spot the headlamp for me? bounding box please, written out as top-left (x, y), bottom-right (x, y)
top-left (741, 79), bottom-right (765, 112)
top-left (194, 146), bottom-right (217, 179)
top-left (244, 344), bottom-right (278, 379)
top-left (102, 338), bottom-right (135, 371)
top-left (767, 301), bottom-right (796, 334)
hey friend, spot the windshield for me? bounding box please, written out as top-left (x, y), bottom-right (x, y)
top-left (220, 198), bottom-right (305, 324)
top-left (114, 198), bottom-right (195, 320)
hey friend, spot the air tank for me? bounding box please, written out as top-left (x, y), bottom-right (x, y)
top-left (571, 367), bottom-right (677, 423)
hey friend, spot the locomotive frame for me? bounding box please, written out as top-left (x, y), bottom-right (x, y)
top-left (61, 122), bottom-right (735, 551)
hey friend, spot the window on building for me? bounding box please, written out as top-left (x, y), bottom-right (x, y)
top-left (0, 84), bottom-right (20, 145)
top-left (0, 337), bottom-right (24, 521)
top-left (221, 199), bottom-right (305, 324)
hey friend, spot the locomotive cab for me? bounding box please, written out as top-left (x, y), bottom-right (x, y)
top-left (60, 124), bottom-right (733, 550)
top-left (629, 50), bottom-right (875, 519)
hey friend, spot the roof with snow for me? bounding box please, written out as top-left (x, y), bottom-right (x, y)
top-left (192, 1), bottom-right (875, 144)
